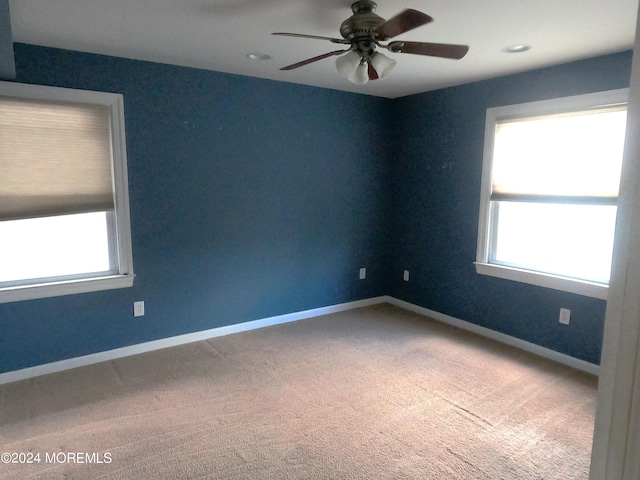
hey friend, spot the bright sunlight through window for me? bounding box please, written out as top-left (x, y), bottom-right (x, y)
top-left (0, 212), bottom-right (112, 284)
top-left (492, 203), bottom-right (617, 284)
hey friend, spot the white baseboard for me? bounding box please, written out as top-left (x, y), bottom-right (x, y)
top-left (0, 294), bottom-right (599, 385)
top-left (0, 296), bottom-right (387, 386)
top-left (384, 296), bottom-right (600, 376)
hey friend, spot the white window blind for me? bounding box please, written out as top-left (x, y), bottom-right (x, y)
top-left (0, 97), bottom-right (115, 221)
top-left (492, 107), bottom-right (627, 200)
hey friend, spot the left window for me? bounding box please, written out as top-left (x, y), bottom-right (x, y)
top-left (0, 81), bottom-right (134, 303)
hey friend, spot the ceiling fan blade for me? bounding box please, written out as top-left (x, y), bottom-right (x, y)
top-left (280, 49), bottom-right (350, 71)
top-left (272, 33), bottom-right (349, 44)
top-left (367, 63), bottom-right (379, 81)
top-left (387, 41), bottom-right (469, 59)
top-left (374, 9), bottom-right (433, 41)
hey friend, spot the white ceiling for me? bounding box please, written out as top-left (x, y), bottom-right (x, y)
top-left (8, 0), bottom-right (640, 98)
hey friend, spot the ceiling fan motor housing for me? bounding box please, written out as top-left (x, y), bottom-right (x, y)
top-left (340, 0), bottom-right (385, 38)
top-left (340, 1), bottom-right (385, 58)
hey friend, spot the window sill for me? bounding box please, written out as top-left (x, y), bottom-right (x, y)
top-left (474, 262), bottom-right (608, 300)
top-left (0, 274), bottom-right (135, 304)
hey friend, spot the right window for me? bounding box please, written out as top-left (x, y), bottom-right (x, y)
top-left (476, 89), bottom-right (628, 299)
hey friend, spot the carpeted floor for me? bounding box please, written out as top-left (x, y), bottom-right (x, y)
top-left (0, 304), bottom-right (597, 479)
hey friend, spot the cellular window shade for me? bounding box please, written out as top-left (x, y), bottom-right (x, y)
top-left (492, 107), bottom-right (627, 199)
top-left (0, 97), bottom-right (114, 221)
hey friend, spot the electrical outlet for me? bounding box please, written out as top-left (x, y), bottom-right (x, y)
top-left (403, 270), bottom-right (410, 281)
top-left (559, 308), bottom-right (571, 325)
top-left (134, 301), bottom-right (145, 317)
top-left (359, 267), bottom-right (366, 280)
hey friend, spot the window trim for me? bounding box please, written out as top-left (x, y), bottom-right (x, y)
top-left (475, 88), bottom-right (629, 300)
top-left (0, 81), bottom-right (134, 303)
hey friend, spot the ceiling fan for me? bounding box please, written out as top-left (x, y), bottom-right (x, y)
top-left (272, 0), bottom-right (469, 84)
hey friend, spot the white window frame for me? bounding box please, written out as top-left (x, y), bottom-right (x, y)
top-left (475, 88), bottom-right (629, 300)
top-left (0, 81), bottom-right (134, 303)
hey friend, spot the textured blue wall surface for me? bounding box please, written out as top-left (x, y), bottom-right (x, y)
top-left (0, 0), bottom-right (15, 79)
top-left (388, 51), bottom-right (633, 364)
top-left (0, 44), bottom-right (392, 374)
top-left (0, 44), bottom-right (633, 373)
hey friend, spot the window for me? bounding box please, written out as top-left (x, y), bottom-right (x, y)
top-left (0, 81), bottom-right (134, 303)
top-left (476, 89), bottom-right (628, 299)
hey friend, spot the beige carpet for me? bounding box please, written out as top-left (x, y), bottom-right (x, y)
top-left (0, 304), bottom-right (597, 479)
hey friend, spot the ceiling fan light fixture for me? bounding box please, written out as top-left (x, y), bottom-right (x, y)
top-left (335, 50), bottom-right (362, 78)
top-left (349, 62), bottom-right (370, 84)
top-left (370, 52), bottom-right (396, 79)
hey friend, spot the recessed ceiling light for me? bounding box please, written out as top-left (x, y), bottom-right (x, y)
top-left (503, 45), bottom-right (531, 53)
top-left (246, 52), bottom-right (272, 61)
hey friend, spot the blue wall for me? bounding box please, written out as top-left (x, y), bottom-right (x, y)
top-left (0, 44), bottom-right (392, 374)
top-left (388, 51), bottom-right (633, 364)
top-left (0, 44), bottom-right (633, 374)
top-left (0, 0), bottom-right (15, 79)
